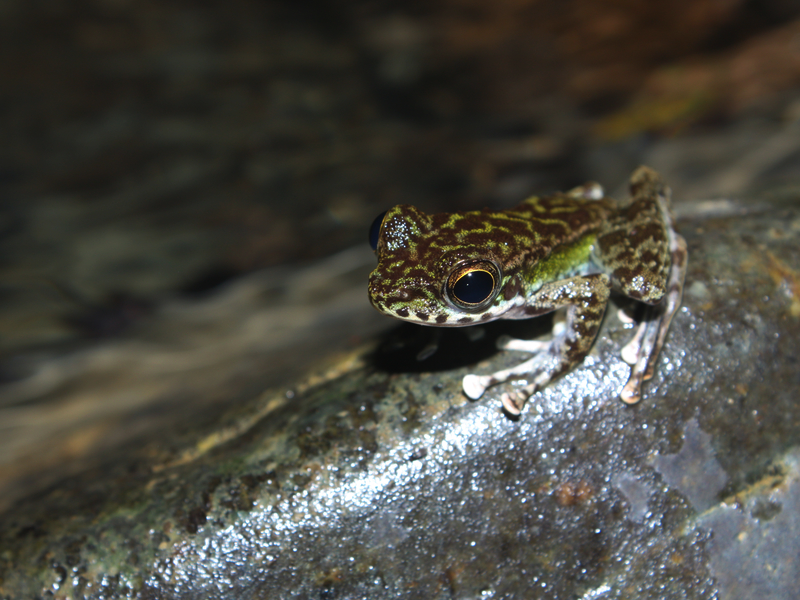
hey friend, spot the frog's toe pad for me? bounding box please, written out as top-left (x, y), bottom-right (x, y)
top-left (463, 374), bottom-right (490, 399)
top-left (620, 379), bottom-right (642, 404)
top-left (500, 393), bottom-right (522, 416)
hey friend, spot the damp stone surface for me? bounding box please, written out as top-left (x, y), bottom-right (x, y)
top-left (1, 195), bottom-right (799, 599)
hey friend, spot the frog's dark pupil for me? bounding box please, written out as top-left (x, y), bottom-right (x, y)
top-left (452, 270), bottom-right (494, 304)
top-left (369, 211), bottom-right (388, 251)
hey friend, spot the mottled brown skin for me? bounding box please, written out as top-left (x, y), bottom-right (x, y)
top-left (369, 167), bottom-right (687, 415)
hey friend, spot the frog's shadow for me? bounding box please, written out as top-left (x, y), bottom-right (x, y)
top-left (368, 315), bottom-right (555, 374)
top-left (368, 292), bottom-right (645, 374)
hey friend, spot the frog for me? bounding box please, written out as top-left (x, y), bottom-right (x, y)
top-left (368, 166), bottom-right (687, 416)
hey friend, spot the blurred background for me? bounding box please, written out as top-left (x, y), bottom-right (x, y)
top-left (2, 0), bottom-right (800, 510)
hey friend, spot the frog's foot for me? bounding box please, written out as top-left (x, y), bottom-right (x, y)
top-left (462, 374), bottom-right (530, 415)
top-left (462, 335), bottom-right (553, 400)
top-left (499, 384), bottom-right (538, 416)
top-left (619, 311), bottom-right (662, 404)
top-left (462, 344), bottom-right (562, 408)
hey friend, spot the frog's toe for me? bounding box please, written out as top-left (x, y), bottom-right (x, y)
top-left (499, 384), bottom-right (536, 415)
top-left (620, 321), bottom-right (647, 366)
top-left (500, 393), bottom-right (522, 416)
top-left (620, 340), bottom-right (641, 366)
top-left (496, 335), bottom-right (549, 353)
top-left (462, 374), bottom-right (491, 399)
top-left (620, 380), bottom-right (642, 404)
top-left (621, 364), bottom-right (647, 404)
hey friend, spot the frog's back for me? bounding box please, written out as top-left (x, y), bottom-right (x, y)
top-left (503, 192), bottom-right (615, 251)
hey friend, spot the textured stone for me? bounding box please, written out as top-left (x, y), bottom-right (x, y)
top-left (1, 192), bottom-right (798, 599)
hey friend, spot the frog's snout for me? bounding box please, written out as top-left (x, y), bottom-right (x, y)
top-left (367, 269), bottom-right (394, 314)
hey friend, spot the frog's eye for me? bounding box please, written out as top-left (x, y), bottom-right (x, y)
top-left (445, 260), bottom-right (501, 311)
top-left (369, 211), bottom-right (388, 252)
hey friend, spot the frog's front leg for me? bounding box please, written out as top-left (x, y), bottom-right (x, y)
top-left (463, 273), bottom-right (610, 415)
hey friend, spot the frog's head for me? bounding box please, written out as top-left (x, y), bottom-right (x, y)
top-left (368, 205), bottom-right (517, 326)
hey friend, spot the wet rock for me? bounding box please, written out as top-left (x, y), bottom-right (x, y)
top-left (1, 194), bottom-right (799, 599)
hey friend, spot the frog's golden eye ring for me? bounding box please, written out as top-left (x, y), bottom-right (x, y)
top-left (445, 260), bottom-right (501, 311)
top-left (369, 211), bottom-right (388, 252)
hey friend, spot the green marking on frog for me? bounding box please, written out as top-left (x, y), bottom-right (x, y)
top-left (368, 166), bottom-right (687, 415)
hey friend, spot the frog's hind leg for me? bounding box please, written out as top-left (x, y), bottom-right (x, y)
top-left (599, 166), bottom-right (687, 403)
top-left (620, 233), bottom-right (687, 403)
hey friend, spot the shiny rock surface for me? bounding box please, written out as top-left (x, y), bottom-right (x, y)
top-left (1, 196), bottom-right (799, 599)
